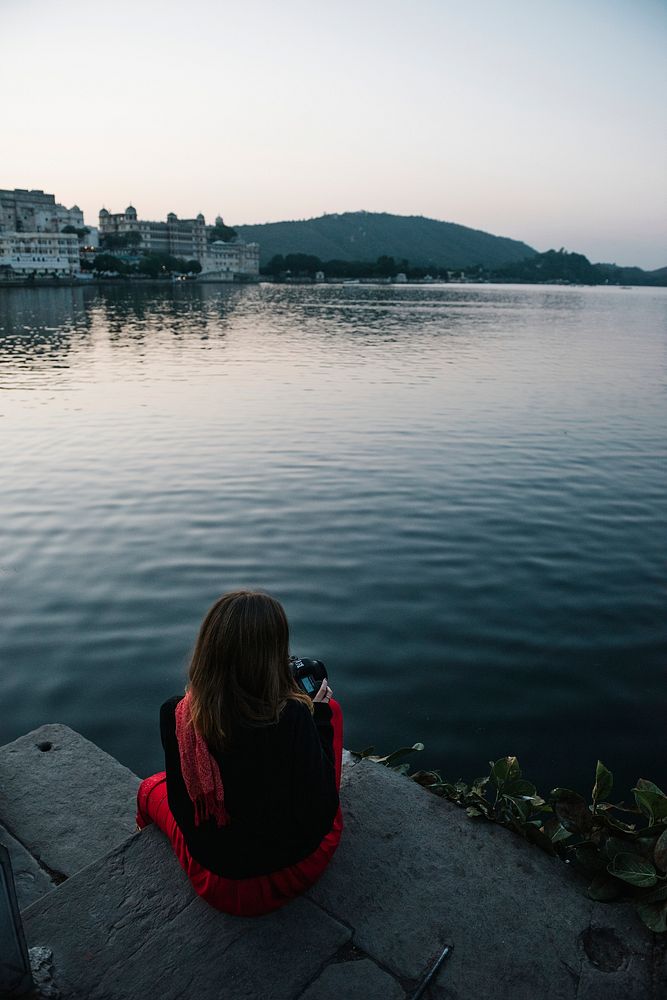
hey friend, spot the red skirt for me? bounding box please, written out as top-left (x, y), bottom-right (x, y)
top-left (136, 699), bottom-right (344, 917)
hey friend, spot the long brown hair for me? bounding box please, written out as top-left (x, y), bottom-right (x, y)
top-left (186, 590), bottom-right (313, 749)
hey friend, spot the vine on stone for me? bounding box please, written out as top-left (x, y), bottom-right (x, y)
top-left (349, 748), bottom-right (667, 934)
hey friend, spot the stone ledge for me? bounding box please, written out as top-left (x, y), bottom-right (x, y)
top-left (0, 724), bottom-right (139, 880)
top-left (22, 828), bottom-right (351, 1000)
top-left (0, 820), bottom-right (55, 910)
top-left (3, 727), bottom-right (663, 999)
top-left (307, 759), bottom-right (658, 999)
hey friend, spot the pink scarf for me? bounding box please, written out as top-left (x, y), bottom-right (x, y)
top-left (175, 692), bottom-right (229, 827)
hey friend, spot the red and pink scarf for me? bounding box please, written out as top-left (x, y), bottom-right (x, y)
top-left (175, 692), bottom-right (230, 827)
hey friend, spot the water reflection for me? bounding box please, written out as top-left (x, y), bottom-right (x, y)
top-left (0, 283), bottom-right (665, 794)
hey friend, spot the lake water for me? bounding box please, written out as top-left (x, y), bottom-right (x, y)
top-left (1, 282), bottom-right (665, 795)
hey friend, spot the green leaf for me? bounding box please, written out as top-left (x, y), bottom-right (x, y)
top-left (466, 806), bottom-right (483, 818)
top-left (543, 818), bottom-right (572, 845)
top-left (587, 874), bottom-right (622, 901)
top-left (550, 789), bottom-right (593, 834)
top-left (490, 756), bottom-right (520, 787)
top-left (411, 770), bottom-right (442, 789)
top-left (592, 761), bottom-right (613, 807)
top-left (604, 815), bottom-right (638, 834)
top-left (549, 787), bottom-right (573, 800)
top-left (608, 853), bottom-right (658, 888)
top-left (636, 900), bottom-right (667, 933)
top-left (654, 829), bottom-right (667, 873)
top-left (635, 778), bottom-right (666, 797)
top-left (365, 743), bottom-right (424, 766)
top-left (642, 880), bottom-right (667, 904)
top-left (504, 779), bottom-right (537, 798)
top-left (602, 836), bottom-right (636, 861)
top-left (633, 788), bottom-right (667, 824)
top-left (524, 825), bottom-right (556, 855)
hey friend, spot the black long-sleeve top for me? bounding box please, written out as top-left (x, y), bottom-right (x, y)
top-left (160, 695), bottom-right (338, 878)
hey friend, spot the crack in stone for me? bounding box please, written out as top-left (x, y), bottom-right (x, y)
top-left (0, 816), bottom-right (68, 886)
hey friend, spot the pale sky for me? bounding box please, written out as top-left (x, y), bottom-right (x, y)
top-left (2, 0), bottom-right (666, 267)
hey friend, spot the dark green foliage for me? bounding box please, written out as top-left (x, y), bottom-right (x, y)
top-left (263, 253), bottom-right (448, 281)
top-left (92, 252), bottom-right (199, 277)
top-left (237, 211), bottom-right (537, 269)
top-left (490, 248), bottom-right (667, 286)
top-left (92, 253), bottom-right (130, 275)
top-left (350, 747), bottom-right (667, 934)
top-left (137, 253), bottom-right (198, 276)
top-left (208, 217), bottom-right (237, 243)
top-left (62, 225), bottom-right (90, 239)
top-left (492, 248), bottom-right (599, 283)
top-left (99, 232), bottom-right (143, 251)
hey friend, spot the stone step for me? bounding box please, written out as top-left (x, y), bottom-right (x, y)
top-left (22, 829), bottom-right (354, 1000)
top-left (0, 724), bottom-right (139, 909)
top-left (3, 727), bottom-right (664, 999)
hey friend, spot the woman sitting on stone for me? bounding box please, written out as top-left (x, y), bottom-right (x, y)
top-left (136, 590), bottom-right (343, 917)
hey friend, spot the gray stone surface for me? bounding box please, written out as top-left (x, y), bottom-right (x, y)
top-left (307, 759), bottom-right (658, 998)
top-left (0, 820), bottom-right (55, 910)
top-left (22, 828), bottom-right (350, 1000)
top-left (3, 727), bottom-right (663, 1000)
top-left (299, 958), bottom-right (405, 1000)
top-left (0, 724), bottom-right (140, 878)
top-left (573, 913), bottom-right (659, 1000)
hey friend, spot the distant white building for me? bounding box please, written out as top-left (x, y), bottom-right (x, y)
top-left (199, 240), bottom-right (260, 281)
top-left (98, 205), bottom-right (260, 278)
top-left (99, 206), bottom-right (208, 261)
top-left (0, 232), bottom-right (81, 276)
top-left (0, 189), bottom-right (85, 234)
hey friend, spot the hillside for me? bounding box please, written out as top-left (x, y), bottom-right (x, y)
top-left (233, 211), bottom-right (537, 269)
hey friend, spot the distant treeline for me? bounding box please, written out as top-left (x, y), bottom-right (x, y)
top-left (83, 253), bottom-right (202, 277)
top-left (264, 249), bottom-right (667, 286)
top-left (493, 249), bottom-right (667, 287)
top-left (263, 254), bottom-right (453, 280)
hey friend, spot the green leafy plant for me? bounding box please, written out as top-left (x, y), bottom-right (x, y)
top-left (350, 748), bottom-right (667, 934)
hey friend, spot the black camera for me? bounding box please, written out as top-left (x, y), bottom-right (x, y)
top-left (290, 656), bottom-right (328, 697)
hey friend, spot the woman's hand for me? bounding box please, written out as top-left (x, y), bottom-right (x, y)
top-left (312, 679), bottom-right (333, 704)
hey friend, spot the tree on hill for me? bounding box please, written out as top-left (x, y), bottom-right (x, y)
top-left (235, 211), bottom-right (537, 270)
top-left (208, 217), bottom-right (237, 243)
top-left (492, 248), bottom-right (600, 284)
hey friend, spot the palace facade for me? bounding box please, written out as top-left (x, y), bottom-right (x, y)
top-left (99, 205), bottom-right (259, 278)
top-left (0, 189), bottom-right (84, 234)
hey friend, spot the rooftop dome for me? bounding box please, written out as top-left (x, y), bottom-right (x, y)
top-left (125, 205), bottom-right (137, 216)
top-left (99, 208), bottom-right (109, 217)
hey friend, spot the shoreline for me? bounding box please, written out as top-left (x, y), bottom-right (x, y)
top-left (0, 276), bottom-right (661, 290)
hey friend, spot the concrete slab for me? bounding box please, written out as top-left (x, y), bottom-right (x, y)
top-left (0, 724), bottom-right (140, 879)
top-left (22, 827), bottom-right (351, 1000)
top-left (0, 820), bottom-right (55, 910)
top-left (299, 958), bottom-right (405, 1000)
top-left (307, 759), bottom-right (657, 998)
